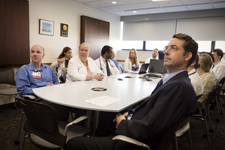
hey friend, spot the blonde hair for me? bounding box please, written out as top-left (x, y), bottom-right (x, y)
top-left (199, 53), bottom-right (213, 72)
top-left (79, 43), bottom-right (90, 50)
top-left (129, 48), bottom-right (138, 66)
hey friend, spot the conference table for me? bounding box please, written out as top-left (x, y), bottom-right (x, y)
top-left (33, 73), bottom-right (161, 129)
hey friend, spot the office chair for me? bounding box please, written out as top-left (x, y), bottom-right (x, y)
top-left (14, 95), bottom-right (91, 150)
top-left (113, 116), bottom-right (191, 150)
top-left (213, 83), bottom-right (223, 121)
top-left (59, 70), bottom-right (67, 83)
top-left (192, 91), bottom-right (217, 150)
top-left (0, 68), bottom-right (18, 108)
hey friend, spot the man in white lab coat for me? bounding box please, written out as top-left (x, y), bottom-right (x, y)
top-left (95, 45), bottom-right (120, 76)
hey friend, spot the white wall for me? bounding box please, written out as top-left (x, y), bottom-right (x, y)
top-left (1, 0), bottom-right (121, 106)
top-left (29, 0), bottom-right (121, 63)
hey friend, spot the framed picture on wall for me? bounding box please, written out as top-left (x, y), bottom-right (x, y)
top-left (39, 19), bottom-right (54, 36)
top-left (60, 23), bottom-right (68, 37)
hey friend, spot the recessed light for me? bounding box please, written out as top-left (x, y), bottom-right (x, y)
top-left (112, 1), bottom-right (117, 4)
top-left (133, 11), bottom-right (137, 13)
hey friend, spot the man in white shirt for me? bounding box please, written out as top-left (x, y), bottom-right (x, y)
top-left (145, 48), bottom-right (159, 63)
top-left (95, 45), bottom-right (120, 76)
top-left (211, 48), bottom-right (225, 82)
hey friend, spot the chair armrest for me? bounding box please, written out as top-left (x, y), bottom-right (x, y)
top-left (64, 115), bottom-right (89, 135)
top-left (112, 135), bottom-right (151, 150)
top-left (22, 95), bottom-right (36, 100)
top-left (22, 95), bottom-right (41, 102)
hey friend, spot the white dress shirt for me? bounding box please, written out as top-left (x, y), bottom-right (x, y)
top-left (210, 61), bottom-right (225, 82)
top-left (95, 56), bottom-right (120, 76)
top-left (66, 55), bottom-right (103, 82)
top-left (145, 56), bottom-right (158, 63)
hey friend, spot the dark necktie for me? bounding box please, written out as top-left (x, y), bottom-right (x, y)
top-left (106, 59), bottom-right (111, 76)
top-left (127, 79), bottom-right (163, 119)
top-left (151, 79), bottom-right (163, 95)
top-left (212, 64), bottom-right (215, 69)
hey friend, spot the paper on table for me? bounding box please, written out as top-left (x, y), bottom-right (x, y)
top-left (84, 95), bottom-right (122, 107)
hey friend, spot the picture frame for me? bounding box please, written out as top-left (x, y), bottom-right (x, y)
top-left (60, 23), bottom-right (68, 37)
top-left (39, 19), bottom-right (54, 36)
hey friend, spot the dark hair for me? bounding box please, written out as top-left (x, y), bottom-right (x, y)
top-left (57, 47), bottom-right (71, 59)
top-left (213, 48), bottom-right (224, 60)
top-left (194, 54), bottom-right (200, 69)
top-left (101, 45), bottom-right (112, 56)
top-left (173, 33), bottom-right (198, 67)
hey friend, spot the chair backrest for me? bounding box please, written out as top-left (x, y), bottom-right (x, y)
top-left (60, 71), bottom-right (67, 83)
top-left (157, 116), bottom-right (190, 150)
top-left (219, 77), bottom-right (225, 85)
top-left (14, 95), bottom-right (66, 147)
top-left (119, 64), bottom-right (124, 73)
top-left (0, 68), bottom-right (15, 85)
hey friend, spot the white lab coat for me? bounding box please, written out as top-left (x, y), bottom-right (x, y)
top-left (66, 55), bottom-right (103, 82)
top-left (95, 56), bottom-right (120, 76)
top-left (51, 58), bottom-right (67, 81)
top-left (188, 69), bottom-right (204, 96)
top-left (124, 58), bottom-right (140, 73)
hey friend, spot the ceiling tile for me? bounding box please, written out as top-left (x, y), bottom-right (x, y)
top-left (74, 0), bottom-right (95, 3)
top-left (164, 6), bottom-right (189, 12)
top-left (153, 0), bottom-right (183, 7)
top-left (213, 2), bottom-right (225, 8)
top-left (180, 0), bottom-right (211, 5)
top-left (211, 0), bottom-right (225, 2)
top-left (85, 1), bottom-right (109, 8)
top-left (144, 8), bottom-right (168, 14)
top-left (186, 4), bottom-right (213, 10)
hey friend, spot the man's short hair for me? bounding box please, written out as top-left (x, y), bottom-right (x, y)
top-left (213, 48), bottom-right (224, 60)
top-left (101, 45), bottom-right (112, 56)
top-left (173, 33), bottom-right (198, 67)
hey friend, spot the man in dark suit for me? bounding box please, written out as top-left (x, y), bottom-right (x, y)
top-left (65, 33), bottom-right (198, 150)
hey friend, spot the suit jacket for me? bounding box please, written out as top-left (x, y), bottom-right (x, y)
top-left (115, 71), bottom-right (197, 148)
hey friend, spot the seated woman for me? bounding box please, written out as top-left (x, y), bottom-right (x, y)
top-left (198, 53), bottom-right (216, 102)
top-left (51, 47), bottom-right (72, 82)
top-left (124, 48), bottom-right (140, 73)
top-left (187, 54), bottom-right (204, 97)
top-left (66, 43), bottom-right (104, 82)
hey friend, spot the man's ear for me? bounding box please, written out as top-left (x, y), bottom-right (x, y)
top-left (185, 52), bottom-right (192, 62)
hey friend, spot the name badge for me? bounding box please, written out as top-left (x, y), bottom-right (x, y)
top-left (32, 72), bottom-right (41, 79)
top-left (62, 68), bottom-right (67, 71)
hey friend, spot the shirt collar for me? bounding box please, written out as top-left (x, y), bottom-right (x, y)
top-left (28, 61), bottom-right (46, 71)
top-left (163, 70), bottom-right (186, 84)
top-left (214, 60), bottom-right (221, 66)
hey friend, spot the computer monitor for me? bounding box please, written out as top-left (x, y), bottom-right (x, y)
top-left (148, 59), bottom-right (167, 74)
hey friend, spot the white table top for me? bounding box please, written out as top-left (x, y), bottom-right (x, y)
top-left (33, 74), bottom-right (161, 112)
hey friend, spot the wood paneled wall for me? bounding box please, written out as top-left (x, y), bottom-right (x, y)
top-left (81, 16), bottom-right (110, 60)
top-left (0, 0), bottom-right (29, 67)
